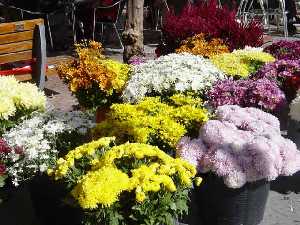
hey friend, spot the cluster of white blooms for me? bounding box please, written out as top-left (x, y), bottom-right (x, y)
top-left (0, 76), bottom-right (46, 120)
top-left (122, 53), bottom-right (226, 103)
top-left (289, 90), bottom-right (300, 122)
top-left (2, 110), bottom-right (95, 186)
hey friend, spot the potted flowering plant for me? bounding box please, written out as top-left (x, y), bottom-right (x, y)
top-left (177, 105), bottom-right (300, 225)
top-left (122, 53), bottom-right (225, 103)
top-left (159, 0), bottom-right (263, 55)
top-left (48, 137), bottom-right (201, 225)
top-left (207, 78), bottom-right (287, 112)
top-left (57, 41), bottom-right (131, 121)
top-left (92, 94), bottom-right (209, 154)
top-left (0, 76), bottom-right (46, 135)
top-left (210, 47), bottom-right (275, 78)
top-left (264, 40), bottom-right (300, 60)
top-left (176, 33), bottom-right (230, 58)
top-left (0, 110), bottom-right (95, 225)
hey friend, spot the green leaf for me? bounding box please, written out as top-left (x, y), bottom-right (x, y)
top-left (0, 175), bottom-right (7, 188)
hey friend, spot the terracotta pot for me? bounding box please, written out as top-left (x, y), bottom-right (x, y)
top-left (95, 107), bottom-right (110, 123)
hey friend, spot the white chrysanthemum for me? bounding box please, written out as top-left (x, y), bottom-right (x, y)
top-left (3, 110), bottom-right (95, 186)
top-left (122, 53), bottom-right (226, 103)
top-left (289, 91), bottom-right (300, 121)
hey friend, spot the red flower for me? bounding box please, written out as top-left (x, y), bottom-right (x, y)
top-left (0, 164), bottom-right (6, 175)
top-left (14, 146), bottom-right (24, 155)
top-left (0, 139), bottom-right (11, 154)
top-left (161, 0), bottom-right (263, 54)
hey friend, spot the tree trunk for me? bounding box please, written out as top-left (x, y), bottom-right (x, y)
top-left (122, 0), bottom-right (144, 63)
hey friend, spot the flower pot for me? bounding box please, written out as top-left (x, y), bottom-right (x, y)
top-left (95, 107), bottom-right (110, 123)
top-left (187, 173), bottom-right (269, 225)
top-left (0, 183), bottom-right (36, 225)
top-left (30, 175), bottom-right (83, 225)
top-left (287, 119), bottom-right (300, 149)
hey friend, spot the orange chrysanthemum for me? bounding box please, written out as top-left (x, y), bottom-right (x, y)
top-left (176, 33), bottom-right (229, 58)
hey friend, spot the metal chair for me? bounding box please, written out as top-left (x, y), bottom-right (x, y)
top-left (92, 0), bottom-right (125, 49)
top-left (237, 0), bottom-right (288, 37)
top-left (0, 1), bottom-right (62, 49)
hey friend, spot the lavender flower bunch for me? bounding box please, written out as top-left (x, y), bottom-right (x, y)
top-left (208, 78), bottom-right (286, 112)
top-left (177, 105), bottom-right (300, 188)
top-left (264, 40), bottom-right (300, 60)
top-left (253, 59), bottom-right (300, 81)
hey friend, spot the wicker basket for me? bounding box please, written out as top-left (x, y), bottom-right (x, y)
top-left (187, 173), bottom-right (269, 225)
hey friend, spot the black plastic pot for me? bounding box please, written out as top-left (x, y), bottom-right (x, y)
top-left (29, 175), bottom-right (83, 225)
top-left (0, 183), bottom-right (36, 225)
top-left (187, 173), bottom-right (270, 225)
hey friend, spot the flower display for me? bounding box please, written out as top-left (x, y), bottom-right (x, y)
top-left (252, 59), bottom-right (300, 100)
top-left (289, 90), bottom-right (300, 122)
top-left (49, 138), bottom-right (200, 225)
top-left (93, 94), bottom-right (209, 153)
top-left (177, 105), bottom-right (300, 188)
top-left (1, 110), bottom-right (94, 186)
top-left (0, 76), bottom-right (46, 134)
top-left (122, 53), bottom-right (225, 103)
top-left (57, 40), bottom-right (131, 108)
top-left (176, 33), bottom-right (230, 58)
top-left (160, 0), bottom-right (263, 55)
top-left (208, 78), bottom-right (286, 112)
top-left (264, 40), bottom-right (300, 60)
top-left (211, 47), bottom-right (275, 78)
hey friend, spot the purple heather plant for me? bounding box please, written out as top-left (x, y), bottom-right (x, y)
top-left (208, 78), bottom-right (286, 112)
top-left (177, 105), bottom-right (300, 188)
top-left (264, 40), bottom-right (300, 60)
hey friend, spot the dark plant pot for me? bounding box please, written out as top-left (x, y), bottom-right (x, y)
top-left (0, 183), bottom-right (36, 225)
top-left (287, 119), bottom-right (300, 149)
top-left (187, 173), bottom-right (270, 225)
top-left (30, 175), bottom-right (83, 225)
top-left (271, 171), bottom-right (300, 194)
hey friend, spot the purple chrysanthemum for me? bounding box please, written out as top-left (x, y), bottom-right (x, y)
top-left (264, 40), bottom-right (300, 60)
top-left (177, 105), bottom-right (300, 188)
top-left (208, 78), bottom-right (286, 112)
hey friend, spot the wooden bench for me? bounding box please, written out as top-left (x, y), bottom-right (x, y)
top-left (0, 19), bottom-right (46, 89)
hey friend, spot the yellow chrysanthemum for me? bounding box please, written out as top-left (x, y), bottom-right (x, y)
top-left (71, 167), bottom-right (130, 208)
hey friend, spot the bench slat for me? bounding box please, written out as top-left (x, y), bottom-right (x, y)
top-left (0, 41), bottom-right (33, 55)
top-left (14, 74), bottom-right (32, 81)
top-left (0, 19), bottom-right (44, 35)
top-left (0, 31), bottom-right (34, 45)
top-left (0, 50), bottom-right (32, 64)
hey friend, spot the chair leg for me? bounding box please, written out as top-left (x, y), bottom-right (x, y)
top-left (72, 4), bottom-right (77, 44)
top-left (113, 23), bottom-right (123, 50)
top-left (100, 23), bottom-right (104, 43)
top-left (46, 14), bottom-right (54, 49)
top-left (92, 8), bottom-right (96, 41)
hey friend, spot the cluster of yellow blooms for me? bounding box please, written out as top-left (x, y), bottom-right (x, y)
top-left (49, 138), bottom-right (201, 209)
top-left (0, 76), bottom-right (46, 120)
top-left (57, 41), bottom-right (131, 94)
top-left (176, 33), bottom-right (229, 58)
top-left (211, 48), bottom-right (275, 78)
top-left (92, 94), bottom-right (209, 149)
